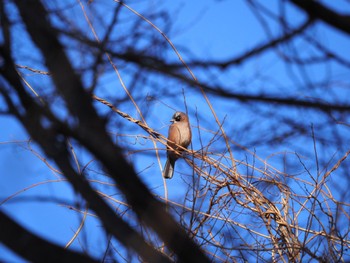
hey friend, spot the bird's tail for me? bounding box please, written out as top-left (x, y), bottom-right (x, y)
top-left (163, 158), bottom-right (175, 179)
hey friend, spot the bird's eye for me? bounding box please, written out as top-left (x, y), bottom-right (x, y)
top-left (176, 116), bottom-right (181, 121)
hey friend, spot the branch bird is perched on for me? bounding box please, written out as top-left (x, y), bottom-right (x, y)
top-left (163, 112), bottom-right (192, 179)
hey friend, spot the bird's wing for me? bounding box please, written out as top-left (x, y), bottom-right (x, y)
top-left (167, 124), bottom-right (181, 150)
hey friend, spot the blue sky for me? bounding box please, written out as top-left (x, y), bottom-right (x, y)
top-left (1, 0), bottom-right (350, 261)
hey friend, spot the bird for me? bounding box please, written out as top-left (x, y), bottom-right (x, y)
top-left (163, 111), bottom-right (192, 179)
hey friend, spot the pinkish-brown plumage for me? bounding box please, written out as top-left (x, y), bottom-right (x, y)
top-left (163, 112), bottom-right (192, 179)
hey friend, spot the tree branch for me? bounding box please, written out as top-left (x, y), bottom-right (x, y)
top-left (0, 211), bottom-right (99, 263)
top-left (290, 0), bottom-right (350, 35)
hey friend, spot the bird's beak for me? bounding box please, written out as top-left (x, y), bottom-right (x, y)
top-left (170, 119), bottom-right (175, 123)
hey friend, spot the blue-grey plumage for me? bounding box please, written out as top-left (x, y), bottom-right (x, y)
top-left (163, 157), bottom-right (175, 179)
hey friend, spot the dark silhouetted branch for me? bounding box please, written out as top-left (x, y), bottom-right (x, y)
top-left (290, 0), bottom-right (350, 35)
top-left (0, 210), bottom-right (99, 263)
